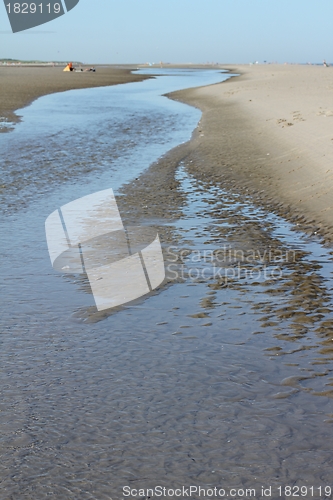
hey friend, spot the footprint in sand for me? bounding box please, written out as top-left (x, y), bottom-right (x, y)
top-left (292, 111), bottom-right (305, 122)
top-left (277, 118), bottom-right (294, 128)
top-left (317, 108), bottom-right (333, 117)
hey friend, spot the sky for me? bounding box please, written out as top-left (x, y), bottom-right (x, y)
top-left (1, 0), bottom-right (332, 64)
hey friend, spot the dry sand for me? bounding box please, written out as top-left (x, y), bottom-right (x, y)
top-left (0, 65), bottom-right (150, 126)
top-left (171, 64), bottom-right (333, 241)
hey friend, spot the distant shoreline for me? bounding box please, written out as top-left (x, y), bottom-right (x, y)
top-left (0, 65), bottom-right (152, 130)
top-left (0, 63), bottom-right (226, 131)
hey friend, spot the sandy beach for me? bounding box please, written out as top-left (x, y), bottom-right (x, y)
top-left (172, 64), bottom-right (333, 241)
top-left (2, 63), bottom-right (333, 239)
top-left (0, 65), bottom-right (150, 127)
top-left (2, 65), bottom-right (333, 497)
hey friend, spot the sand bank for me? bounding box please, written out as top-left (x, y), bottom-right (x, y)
top-left (0, 65), bottom-right (150, 127)
top-left (170, 64), bottom-right (333, 241)
top-left (3, 63), bottom-right (333, 241)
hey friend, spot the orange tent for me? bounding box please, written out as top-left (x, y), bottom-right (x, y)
top-left (63, 62), bottom-right (73, 72)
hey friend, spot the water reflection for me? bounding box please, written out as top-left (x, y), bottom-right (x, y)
top-left (0, 69), bottom-right (333, 498)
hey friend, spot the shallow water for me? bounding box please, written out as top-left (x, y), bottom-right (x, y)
top-left (0, 68), bottom-right (227, 214)
top-left (1, 69), bottom-right (333, 499)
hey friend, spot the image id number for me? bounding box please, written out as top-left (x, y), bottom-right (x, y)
top-left (277, 486), bottom-right (332, 497)
top-left (6, 2), bottom-right (62, 14)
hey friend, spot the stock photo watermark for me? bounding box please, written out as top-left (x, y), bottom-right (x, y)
top-left (164, 245), bottom-right (297, 284)
top-left (4, 0), bottom-right (80, 33)
top-left (122, 484), bottom-right (332, 498)
top-left (45, 188), bottom-right (165, 311)
top-left (45, 188), bottom-right (297, 313)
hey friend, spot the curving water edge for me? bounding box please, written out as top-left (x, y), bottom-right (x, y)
top-left (0, 69), bottom-right (333, 499)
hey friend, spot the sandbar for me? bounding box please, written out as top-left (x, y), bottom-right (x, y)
top-left (172, 64), bottom-right (333, 241)
top-left (0, 65), bottom-right (150, 126)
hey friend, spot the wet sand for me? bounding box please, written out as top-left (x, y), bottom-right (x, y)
top-left (1, 68), bottom-right (333, 497)
top-left (0, 65), bottom-right (151, 127)
top-left (170, 64), bottom-right (333, 242)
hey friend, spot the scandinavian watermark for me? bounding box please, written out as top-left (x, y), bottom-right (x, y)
top-left (164, 245), bottom-right (297, 284)
top-left (45, 189), bottom-right (298, 311)
top-left (45, 188), bottom-right (165, 311)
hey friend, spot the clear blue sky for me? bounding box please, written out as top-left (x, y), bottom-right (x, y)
top-left (1, 0), bottom-right (332, 64)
